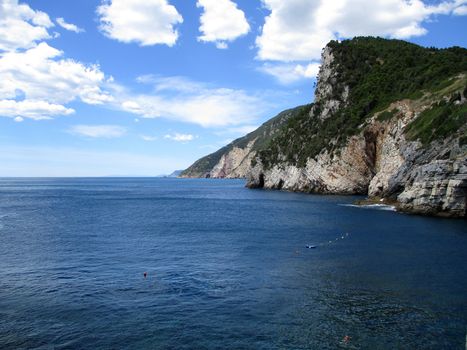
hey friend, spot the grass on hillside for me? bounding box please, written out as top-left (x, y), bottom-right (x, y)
top-left (406, 100), bottom-right (467, 145)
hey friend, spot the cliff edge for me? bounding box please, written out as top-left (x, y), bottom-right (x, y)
top-left (184, 37), bottom-right (467, 217)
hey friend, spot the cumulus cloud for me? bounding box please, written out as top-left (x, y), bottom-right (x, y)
top-left (97, 0), bottom-right (183, 46)
top-left (0, 0), bottom-right (274, 129)
top-left (0, 2), bottom-right (113, 121)
top-left (56, 17), bottom-right (84, 33)
top-left (68, 125), bottom-right (126, 138)
top-left (197, 0), bottom-right (250, 48)
top-left (259, 62), bottom-right (320, 84)
top-left (0, 99), bottom-right (74, 120)
top-left (164, 133), bottom-right (196, 142)
top-left (0, 0), bottom-right (54, 52)
top-left (116, 76), bottom-right (269, 128)
top-left (0, 42), bottom-right (113, 120)
top-left (256, 0), bottom-right (467, 62)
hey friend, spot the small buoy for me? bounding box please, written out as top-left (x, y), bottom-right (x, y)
top-left (143, 272), bottom-right (147, 278)
top-left (343, 335), bottom-right (351, 343)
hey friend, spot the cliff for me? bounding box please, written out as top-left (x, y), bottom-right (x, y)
top-left (184, 37), bottom-right (467, 217)
top-left (180, 105), bottom-right (310, 178)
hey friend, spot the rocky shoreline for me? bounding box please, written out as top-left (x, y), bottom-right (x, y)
top-left (182, 38), bottom-right (467, 218)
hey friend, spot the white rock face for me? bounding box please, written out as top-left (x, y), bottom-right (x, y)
top-left (188, 44), bottom-right (467, 217)
top-left (397, 159), bottom-right (467, 217)
top-left (248, 131), bottom-right (377, 194)
top-left (209, 140), bottom-right (256, 178)
top-left (311, 46), bottom-right (349, 121)
top-left (368, 101), bottom-right (414, 197)
top-left (247, 97), bottom-right (467, 217)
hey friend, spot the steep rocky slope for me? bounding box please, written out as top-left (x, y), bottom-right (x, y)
top-left (184, 37), bottom-right (467, 217)
top-left (248, 92), bottom-right (466, 217)
top-left (180, 105), bottom-right (310, 178)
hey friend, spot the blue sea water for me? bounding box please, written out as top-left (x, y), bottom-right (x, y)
top-left (0, 177), bottom-right (466, 350)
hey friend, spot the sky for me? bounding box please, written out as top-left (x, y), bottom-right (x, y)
top-left (0, 0), bottom-right (466, 176)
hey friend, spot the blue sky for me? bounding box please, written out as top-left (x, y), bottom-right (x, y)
top-left (0, 0), bottom-right (466, 176)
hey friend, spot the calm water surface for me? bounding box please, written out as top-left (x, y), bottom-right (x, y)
top-left (0, 178), bottom-right (466, 349)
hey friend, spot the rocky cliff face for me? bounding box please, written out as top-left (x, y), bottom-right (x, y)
top-left (311, 46), bottom-right (349, 121)
top-left (180, 105), bottom-right (309, 178)
top-left (247, 94), bottom-right (467, 217)
top-left (183, 37), bottom-right (467, 217)
top-left (208, 140), bottom-right (256, 178)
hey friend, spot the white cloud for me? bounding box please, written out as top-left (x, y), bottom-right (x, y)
top-left (0, 1), bottom-right (275, 128)
top-left (136, 75), bottom-right (207, 93)
top-left (256, 0), bottom-right (330, 62)
top-left (0, 42), bottom-right (112, 120)
top-left (56, 17), bottom-right (84, 33)
top-left (68, 125), bottom-right (126, 138)
top-left (0, 99), bottom-right (74, 120)
top-left (0, 2), bottom-right (111, 121)
top-left (164, 133), bottom-right (196, 142)
top-left (216, 41), bottom-right (228, 49)
top-left (0, 42), bottom-right (111, 104)
top-left (256, 0), bottom-right (467, 62)
top-left (14, 116), bottom-right (24, 122)
top-left (0, 0), bottom-right (54, 52)
top-left (453, 4), bottom-right (467, 15)
top-left (259, 62), bottom-right (320, 84)
top-left (197, 0), bottom-right (250, 48)
top-left (116, 76), bottom-right (269, 128)
top-left (140, 135), bottom-right (157, 141)
top-left (97, 0), bottom-right (183, 46)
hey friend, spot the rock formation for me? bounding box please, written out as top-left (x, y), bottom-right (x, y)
top-left (180, 105), bottom-right (308, 178)
top-left (183, 37), bottom-right (467, 217)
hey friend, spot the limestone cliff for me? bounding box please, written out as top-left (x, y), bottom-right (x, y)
top-left (180, 105), bottom-right (309, 178)
top-left (208, 140), bottom-right (256, 178)
top-left (184, 37), bottom-right (467, 217)
top-left (247, 93), bottom-right (467, 217)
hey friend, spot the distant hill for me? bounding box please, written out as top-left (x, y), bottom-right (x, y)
top-left (154, 170), bottom-right (184, 177)
top-left (168, 170), bottom-right (183, 177)
top-left (180, 105), bottom-right (309, 178)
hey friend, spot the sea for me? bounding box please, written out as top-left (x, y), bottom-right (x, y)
top-left (0, 177), bottom-right (466, 349)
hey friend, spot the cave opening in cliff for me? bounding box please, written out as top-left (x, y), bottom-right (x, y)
top-left (277, 179), bottom-right (284, 190)
top-left (258, 174), bottom-right (265, 188)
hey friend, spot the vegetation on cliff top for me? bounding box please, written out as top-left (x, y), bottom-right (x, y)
top-left (259, 37), bottom-right (467, 168)
top-left (406, 99), bottom-right (467, 145)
